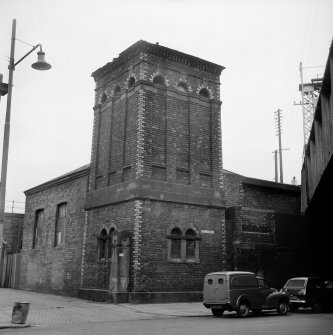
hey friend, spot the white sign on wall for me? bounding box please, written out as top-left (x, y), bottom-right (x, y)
top-left (201, 230), bottom-right (214, 234)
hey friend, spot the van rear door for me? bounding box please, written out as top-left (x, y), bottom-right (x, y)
top-left (203, 274), bottom-right (228, 303)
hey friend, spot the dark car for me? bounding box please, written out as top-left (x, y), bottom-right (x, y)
top-left (281, 277), bottom-right (333, 312)
top-left (203, 271), bottom-right (289, 317)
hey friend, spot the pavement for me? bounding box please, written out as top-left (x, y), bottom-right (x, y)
top-left (0, 288), bottom-right (211, 329)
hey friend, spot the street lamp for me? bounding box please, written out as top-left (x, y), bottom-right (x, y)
top-left (0, 19), bottom-right (51, 268)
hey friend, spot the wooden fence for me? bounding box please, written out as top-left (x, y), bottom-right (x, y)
top-left (0, 252), bottom-right (21, 289)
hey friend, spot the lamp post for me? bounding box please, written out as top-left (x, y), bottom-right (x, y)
top-left (0, 19), bottom-right (51, 282)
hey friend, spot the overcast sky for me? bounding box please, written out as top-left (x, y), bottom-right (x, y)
top-left (0, 0), bottom-right (332, 213)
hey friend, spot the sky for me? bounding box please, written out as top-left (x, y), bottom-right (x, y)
top-left (0, 0), bottom-right (332, 214)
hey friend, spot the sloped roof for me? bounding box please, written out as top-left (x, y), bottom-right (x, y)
top-left (25, 164), bottom-right (90, 195)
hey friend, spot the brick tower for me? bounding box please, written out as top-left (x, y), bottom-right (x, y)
top-left (81, 41), bottom-right (226, 303)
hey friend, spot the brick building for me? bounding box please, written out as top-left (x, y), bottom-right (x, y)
top-left (18, 41), bottom-right (305, 302)
top-left (223, 170), bottom-right (306, 289)
top-left (19, 165), bottom-right (89, 295)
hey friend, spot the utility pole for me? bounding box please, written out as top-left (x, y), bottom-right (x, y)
top-left (272, 147), bottom-right (290, 183)
top-left (275, 109), bottom-right (284, 183)
top-left (273, 150), bottom-right (278, 183)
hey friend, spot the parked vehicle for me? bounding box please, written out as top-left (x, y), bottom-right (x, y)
top-left (281, 277), bottom-right (333, 312)
top-left (203, 271), bottom-right (289, 317)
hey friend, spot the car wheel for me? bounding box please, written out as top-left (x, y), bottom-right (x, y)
top-left (238, 302), bottom-right (250, 318)
top-left (277, 300), bottom-right (288, 315)
top-left (311, 300), bottom-right (323, 313)
top-left (211, 308), bottom-right (224, 317)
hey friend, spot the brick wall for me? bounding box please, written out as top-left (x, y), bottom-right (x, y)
top-left (243, 183), bottom-right (300, 214)
top-left (135, 200), bottom-right (224, 292)
top-left (82, 200), bottom-right (225, 293)
top-left (20, 167), bottom-right (89, 296)
top-left (223, 171), bottom-right (301, 214)
top-left (223, 172), bottom-right (303, 288)
top-left (81, 201), bottom-right (135, 290)
top-left (223, 171), bottom-right (243, 207)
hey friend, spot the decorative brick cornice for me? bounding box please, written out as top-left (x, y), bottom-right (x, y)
top-left (92, 40), bottom-right (225, 82)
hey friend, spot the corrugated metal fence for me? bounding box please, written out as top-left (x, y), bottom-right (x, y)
top-left (0, 252), bottom-right (21, 288)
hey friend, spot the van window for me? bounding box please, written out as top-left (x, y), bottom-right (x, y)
top-left (208, 278), bottom-right (213, 285)
top-left (231, 275), bottom-right (258, 288)
top-left (218, 278), bottom-right (224, 285)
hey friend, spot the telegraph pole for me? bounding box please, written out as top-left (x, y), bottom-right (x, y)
top-left (272, 147), bottom-right (289, 183)
top-left (273, 150), bottom-right (278, 183)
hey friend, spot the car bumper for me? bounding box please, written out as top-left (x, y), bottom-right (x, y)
top-left (290, 299), bottom-right (306, 304)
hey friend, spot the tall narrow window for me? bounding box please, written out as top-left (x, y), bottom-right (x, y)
top-left (185, 229), bottom-right (196, 259)
top-left (33, 209), bottom-right (44, 249)
top-left (98, 229), bottom-right (107, 259)
top-left (107, 228), bottom-right (115, 260)
top-left (128, 76), bottom-right (135, 88)
top-left (114, 85), bottom-right (121, 96)
top-left (170, 228), bottom-right (182, 259)
top-left (55, 203), bottom-right (67, 246)
top-left (100, 92), bottom-right (107, 103)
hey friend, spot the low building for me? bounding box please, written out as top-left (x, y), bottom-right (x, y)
top-left (223, 170), bottom-right (306, 289)
top-left (20, 165), bottom-right (89, 296)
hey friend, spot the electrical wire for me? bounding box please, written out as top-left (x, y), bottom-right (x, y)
top-left (15, 38), bottom-right (34, 48)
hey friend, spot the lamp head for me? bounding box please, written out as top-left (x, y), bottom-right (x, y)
top-left (31, 51), bottom-right (51, 71)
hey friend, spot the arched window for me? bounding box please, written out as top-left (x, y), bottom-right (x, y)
top-left (185, 229), bottom-right (196, 259)
top-left (98, 229), bottom-right (107, 259)
top-left (177, 82), bottom-right (187, 93)
top-left (199, 88), bottom-right (210, 98)
top-left (153, 75), bottom-right (165, 86)
top-left (128, 76), bottom-right (135, 88)
top-left (114, 85), bottom-right (121, 96)
top-left (101, 92), bottom-right (107, 103)
top-left (167, 227), bottom-right (200, 263)
top-left (33, 209), bottom-right (44, 249)
top-left (107, 228), bottom-right (115, 260)
top-left (170, 228), bottom-right (182, 259)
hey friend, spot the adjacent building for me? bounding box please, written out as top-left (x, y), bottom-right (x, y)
top-left (301, 40), bottom-right (333, 279)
